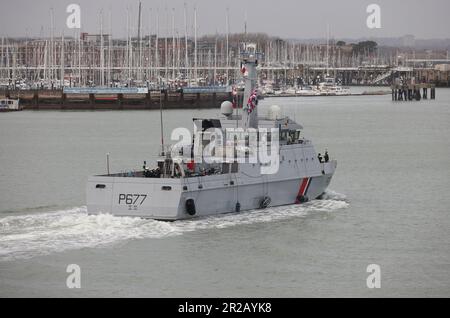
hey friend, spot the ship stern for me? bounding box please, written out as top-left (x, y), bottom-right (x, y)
top-left (86, 175), bottom-right (187, 220)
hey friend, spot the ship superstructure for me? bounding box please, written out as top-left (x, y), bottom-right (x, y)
top-left (86, 44), bottom-right (337, 220)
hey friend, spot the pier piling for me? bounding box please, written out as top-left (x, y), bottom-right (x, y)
top-left (391, 83), bottom-right (435, 102)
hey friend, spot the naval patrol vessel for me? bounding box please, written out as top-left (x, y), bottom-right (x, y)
top-left (86, 44), bottom-right (337, 220)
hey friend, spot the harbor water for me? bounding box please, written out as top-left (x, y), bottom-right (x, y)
top-left (0, 88), bottom-right (449, 297)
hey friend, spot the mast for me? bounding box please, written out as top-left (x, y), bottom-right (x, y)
top-left (100, 11), bottom-right (104, 86)
top-left (156, 9), bottom-right (159, 84)
top-left (78, 28), bottom-right (81, 86)
top-left (172, 8), bottom-right (176, 81)
top-left (126, 7), bottom-right (130, 83)
top-left (25, 29), bottom-right (28, 82)
top-left (60, 32), bottom-right (64, 88)
top-left (326, 24), bottom-right (329, 76)
top-left (148, 8), bottom-right (152, 82)
top-left (159, 87), bottom-right (165, 156)
top-left (226, 8), bottom-right (230, 85)
top-left (137, 2), bottom-right (142, 43)
top-left (50, 8), bottom-right (54, 82)
top-left (194, 6), bottom-right (197, 83)
top-left (12, 43), bottom-right (17, 83)
top-left (1, 37), bottom-right (4, 79)
top-left (165, 7), bottom-right (168, 86)
top-left (138, 2), bottom-right (142, 83)
top-left (177, 31), bottom-right (181, 76)
top-left (241, 43), bottom-right (260, 130)
top-left (214, 33), bottom-right (217, 86)
top-left (244, 11), bottom-right (247, 36)
top-left (108, 9), bottom-right (112, 87)
top-left (184, 3), bottom-right (189, 82)
top-left (43, 40), bottom-right (47, 82)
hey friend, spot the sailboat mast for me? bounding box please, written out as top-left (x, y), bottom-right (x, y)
top-left (194, 6), bottom-right (197, 83)
top-left (137, 2), bottom-right (142, 43)
top-left (326, 24), bottom-right (329, 76)
top-left (148, 8), bottom-right (152, 82)
top-left (78, 28), bottom-right (81, 86)
top-left (138, 2), bottom-right (142, 83)
top-left (244, 11), bottom-right (247, 36)
top-left (156, 9), bottom-right (159, 84)
top-left (172, 8), bottom-right (176, 81)
top-left (184, 3), bottom-right (189, 82)
top-left (126, 7), bottom-right (130, 83)
top-left (50, 8), bottom-right (54, 83)
top-left (60, 33), bottom-right (64, 88)
top-left (226, 8), bottom-right (229, 85)
top-left (159, 88), bottom-right (165, 156)
top-left (165, 7), bottom-right (168, 86)
top-left (108, 9), bottom-right (112, 87)
top-left (100, 11), bottom-right (104, 86)
top-left (214, 34), bottom-right (217, 86)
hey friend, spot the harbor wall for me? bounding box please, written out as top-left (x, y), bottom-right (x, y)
top-left (0, 90), bottom-right (237, 110)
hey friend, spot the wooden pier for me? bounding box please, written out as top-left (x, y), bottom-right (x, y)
top-left (0, 89), bottom-right (237, 110)
top-left (391, 83), bottom-right (436, 101)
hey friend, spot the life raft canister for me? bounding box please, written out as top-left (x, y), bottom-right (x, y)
top-left (185, 199), bottom-right (196, 216)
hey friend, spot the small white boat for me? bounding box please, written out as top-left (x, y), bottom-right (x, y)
top-left (284, 87), bottom-right (297, 95)
top-left (317, 77), bottom-right (350, 96)
top-left (261, 84), bottom-right (275, 95)
top-left (0, 98), bottom-right (22, 112)
top-left (296, 86), bottom-right (321, 96)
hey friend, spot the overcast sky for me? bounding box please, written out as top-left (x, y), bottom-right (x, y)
top-left (1, 0), bottom-right (449, 39)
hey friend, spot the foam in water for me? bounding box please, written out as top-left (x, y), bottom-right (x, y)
top-left (0, 191), bottom-right (349, 261)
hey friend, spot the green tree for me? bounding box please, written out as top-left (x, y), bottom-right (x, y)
top-left (352, 41), bottom-right (378, 54)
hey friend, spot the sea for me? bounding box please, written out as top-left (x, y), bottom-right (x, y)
top-left (0, 87), bottom-right (449, 297)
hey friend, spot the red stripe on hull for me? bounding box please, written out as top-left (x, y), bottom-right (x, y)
top-left (295, 178), bottom-right (310, 203)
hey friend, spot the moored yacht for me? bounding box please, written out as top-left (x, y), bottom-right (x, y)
top-left (0, 99), bottom-right (22, 112)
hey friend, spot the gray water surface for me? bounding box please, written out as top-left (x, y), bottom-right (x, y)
top-left (0, 89), bottom-right (449, 297)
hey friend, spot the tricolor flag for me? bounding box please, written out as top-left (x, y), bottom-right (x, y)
top-left (240, 63), bottom-right (247, 75)
top-left (245, 89), bottom-right (258, 114)
top-left (232, 86), bottom-right (238, 108)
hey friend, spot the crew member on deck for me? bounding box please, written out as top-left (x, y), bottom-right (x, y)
top-left (324, 151), bottom-right (329, 163)
top-left (318, 153), bottom-right (323, 163)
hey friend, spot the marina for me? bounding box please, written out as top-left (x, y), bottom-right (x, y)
top-left (0, 4), bottom-right (447, 112)
top-left (0, 87), bottom-right (392, 110)
top-left (0, 4), bottom-right (449, 92)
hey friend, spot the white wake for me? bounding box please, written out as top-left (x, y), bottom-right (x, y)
top-left (0, 191), bottom-right (349, 261)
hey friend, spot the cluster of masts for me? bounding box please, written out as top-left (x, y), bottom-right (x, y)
top-left (0, 4), bottom-right (404, 89)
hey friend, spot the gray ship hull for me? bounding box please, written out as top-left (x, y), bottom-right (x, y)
top-left (87, 160), bottom-right (336, 220)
